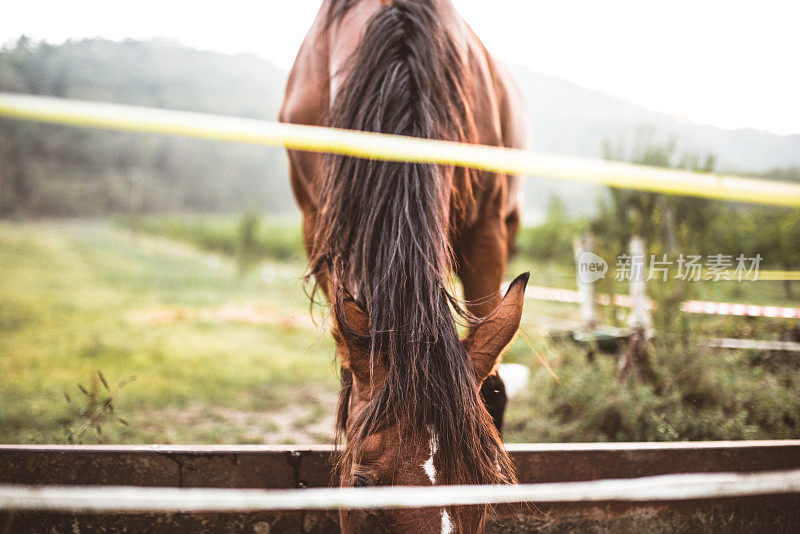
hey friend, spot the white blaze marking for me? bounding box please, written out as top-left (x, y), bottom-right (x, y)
top-left (422, 427), bottom-right (438, 484)
top-left (422, 456), bottom-right (437, 484)
top-left (441, 509), bottom-right (453, 534)
top-left (421, 428), bottom-right (451, 533)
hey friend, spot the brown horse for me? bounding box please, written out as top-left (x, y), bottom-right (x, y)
top-left (280, 1), bottom-right (530, 532)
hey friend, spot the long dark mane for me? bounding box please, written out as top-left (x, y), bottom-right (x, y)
top-left (315, 0), bottom-right (515, 488)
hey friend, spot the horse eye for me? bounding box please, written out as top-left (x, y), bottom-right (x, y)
top-left (353, 474), bottom-right (375, 487)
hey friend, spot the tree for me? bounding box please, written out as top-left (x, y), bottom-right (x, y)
top-left (0, 38), bottom-right (293, 217)
top-left (593, 128), bottom-right (718, 334)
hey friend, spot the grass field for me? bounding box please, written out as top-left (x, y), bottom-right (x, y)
top-left (1, 219), bottom-right (798, 445)
top-left (0, 220), bottom-right (338, 444)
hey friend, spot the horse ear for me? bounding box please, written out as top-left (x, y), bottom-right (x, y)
top-left (463, 272), bottom-right (529, 383)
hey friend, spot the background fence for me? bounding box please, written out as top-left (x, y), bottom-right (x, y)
top-left (2, 442), bottom-right (800, 532)
top-left (1, 93), bottom-right (799, 208)
top-left (1, 94), bottom-right (799, 532)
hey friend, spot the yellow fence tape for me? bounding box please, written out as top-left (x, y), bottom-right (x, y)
top-left (758, 271), bottom-right (800, 282)
top-left (1, 93), bottom-right (799, 208)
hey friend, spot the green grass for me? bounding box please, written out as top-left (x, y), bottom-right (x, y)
top-left (501, 334), bottom-right (800, 443)
top-left (0, 220), bottom-right (337, 444)
top-left (1, 219), bottom-right (798, 445)
top-left (123, 215), bottom-right (307, 263)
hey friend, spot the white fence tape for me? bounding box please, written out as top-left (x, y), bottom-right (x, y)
top-left (2, 469), bottom-right (800, 513)
top-left (705, 338), bottom-right (800, 352)
top-left (511, 283), bottom-right (800, 319)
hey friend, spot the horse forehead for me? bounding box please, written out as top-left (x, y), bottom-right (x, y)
top-left (418, 428), bottom-right (454, 534)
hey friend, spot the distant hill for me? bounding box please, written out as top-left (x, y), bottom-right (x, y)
top-left (508, 65), bottom-right (800, 220)
top-left (511, 65), bottom-right (800, 171)
top-left (0, 38), bottom-right (796, 218)
top-left (0, 38), bottom-right (291, 216)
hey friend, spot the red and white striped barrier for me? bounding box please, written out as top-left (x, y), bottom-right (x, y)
top-left (681, 300), bottom-right (800, 319)
top-left (524, 285), bottom-right (582, 304)
top-left (518, 285), bottom-right (800, 319)
top-left (523, 286), bottom-right (655, 310)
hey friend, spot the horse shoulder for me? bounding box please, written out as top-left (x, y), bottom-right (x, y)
top-left (326, 0), bottom-right (386, 101)
top-left (458, 25), bottom-right (510, 214)
top-left (488, 57), bottom-right (531, 152)
top-left (280, 4), bottom-right (333, 211)
top-left (280, 5), bottom-right (330, 128)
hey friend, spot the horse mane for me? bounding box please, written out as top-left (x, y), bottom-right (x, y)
top-left (315, 0), bottom-right (515, 488)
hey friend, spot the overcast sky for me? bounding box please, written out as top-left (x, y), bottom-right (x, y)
top-left (3, 0), bottom-right (798, 135)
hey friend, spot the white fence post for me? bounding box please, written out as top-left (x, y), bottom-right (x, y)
top-left (574, 234), bottom-right (597, 329)
top-left (628, 235), bottom-right (651, 330)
